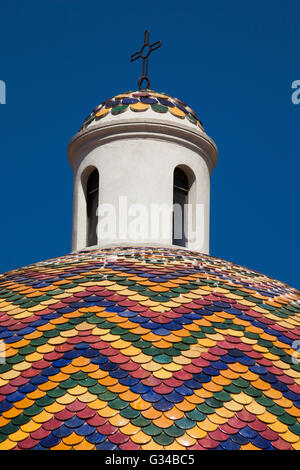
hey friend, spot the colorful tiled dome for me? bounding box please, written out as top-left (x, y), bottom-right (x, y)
top-left (0, 246), bottom-right (300, 450)
top-left (80, 90), bottom-right (204, 132)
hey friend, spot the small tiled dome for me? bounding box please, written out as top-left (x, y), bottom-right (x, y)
top-left (0, 246), bottom-right (299, 450)
top-left (80, 90), bottom-right (205, 132)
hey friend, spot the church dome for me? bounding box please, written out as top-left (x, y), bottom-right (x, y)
top-left (79, 90), bottom-right (205, 133)
top-left (0, 246), bottom-right (299, 450)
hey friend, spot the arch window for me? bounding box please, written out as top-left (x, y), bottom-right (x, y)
top-left (173, 167), bottom-right (189, 247)
top-left (86, 169), bottom-right (99, 246)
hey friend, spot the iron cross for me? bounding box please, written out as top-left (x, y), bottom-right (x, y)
top-left (131, 30), bottom-right (161, 89)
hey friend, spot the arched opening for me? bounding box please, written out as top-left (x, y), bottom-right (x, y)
top-left (173, 167), bottom-right (189, 247)
top-left (86, 169), bottom-right (99, 246)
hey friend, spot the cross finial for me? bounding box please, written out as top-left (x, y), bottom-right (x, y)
top-left (130, 30), bottom-right (161, 89)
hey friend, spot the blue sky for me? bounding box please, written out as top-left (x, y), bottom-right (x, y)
top-left (0, 0), bottom-right (299, 288)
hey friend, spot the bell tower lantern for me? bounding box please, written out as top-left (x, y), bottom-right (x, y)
top-left (67, 32), bottom-right (218, 254)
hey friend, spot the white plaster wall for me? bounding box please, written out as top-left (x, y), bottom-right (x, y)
top-left (69, 116), bottom-right (218, 254)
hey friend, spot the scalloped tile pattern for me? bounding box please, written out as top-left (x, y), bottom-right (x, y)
top-left (0, 246), bottom-right (300, 450)
top-left (80, 90), bottom-right (204, 132)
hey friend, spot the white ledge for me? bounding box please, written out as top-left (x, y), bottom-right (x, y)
top-left (68, 117), bottom-right (218, 173)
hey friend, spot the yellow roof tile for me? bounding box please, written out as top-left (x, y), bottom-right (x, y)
top-left (119, 423), bottom-right (140, 435)
top-left (0, 439), bottom-right (17, 450)
top-left (280, 430), bottom-right (299, 443)
top-left (68, 385), bottom-right (87, 396)
top-left (176, 433), bottom-right (196, 447)
top-left (131, 398), bottom-right (151, 411)
top-left (131, 431), bottom-right (151, 444)
top-left (109, 415), bottom-right (129, 427)
top-left (14, 397), bottom-right (34, 410)
top-left (153, 369), bottom-right (173, 379)
top-left (94, 406), bottom-right (118, 418)
top-left (141, 407), bottom-right (162, 420)
top-left (9, 429), bottom-right (29, 442)
top-left (119, 390), bottom-right (140, 402)
top-left (63, 432), bottom-right (85, 446)
top-left (21, 420), bottom-right (41, 433)
top-left (56, 393), bottom-right (75, 405)
top-left (51, 441), bottom-right (72, 450)
top-left (78, 392), bottom-right (97, 403)
top-left (73, 439), bottom-right (96, 450)
top-left (141, 439), bottom-right (162, 450)
top-left (2, 407), bottom-right (22, 419)
top-left (175, 400), bottom-right (195, 412)
top-left (186, 426), bottom-right (207, 439)
top-left (153, 415), bottom-right (173, 429)
top-left (88, 399), bottom-right (107, 410)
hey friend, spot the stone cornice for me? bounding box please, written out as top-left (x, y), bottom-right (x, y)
top-left (68, 118), bottom-right (218, 173)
